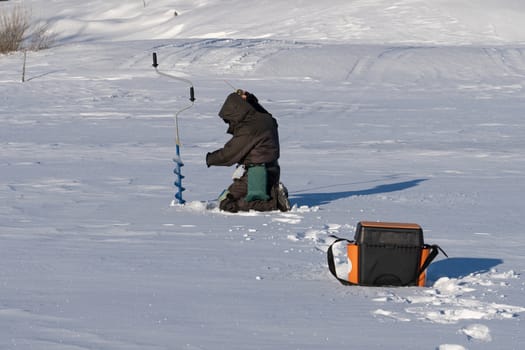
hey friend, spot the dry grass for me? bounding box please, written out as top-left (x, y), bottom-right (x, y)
top-left (0, 5), bottom-right (30, 53)
top-left (0, 4), bottom-right (55, 54)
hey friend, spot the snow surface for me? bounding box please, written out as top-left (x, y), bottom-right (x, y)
top-left (1, 0), bottom-right (525, 349)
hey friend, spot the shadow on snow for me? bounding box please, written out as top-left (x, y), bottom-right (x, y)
top-left (289, 178), bottom-right (428, 207)
top-left (427, 257), bottom-right (503, 282)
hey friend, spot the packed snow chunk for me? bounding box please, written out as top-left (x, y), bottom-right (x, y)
top-left (177, 200), bottom-right (217, 211)
top-left (372, 309), bottom-right (411, 322)
top-left (294, 205), bottom-right (319, 212)
top-left (424, 308), bottom-right (487, 324)
top-left (489, 269), bottom-right (519, 280)
top-left (459, 323), bottom-right (492, 342)
top-left (433, 277), bottom-right (476, 294)
top-left (437, 345), bottom-right (467, 350)
top-left (271, 213), bottom-right (303, 224)
top-left (304, 229), bottom-right (328, 243)
top-left (324, 223), bottom-right (342, 231)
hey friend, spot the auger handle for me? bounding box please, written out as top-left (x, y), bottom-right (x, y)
top-left (152, 52), bottom-right (195, 102)
top-left (152, 52), bottom-right (159, 68)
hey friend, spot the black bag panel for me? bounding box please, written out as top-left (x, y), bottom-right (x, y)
top-left (358, 245), bottom-right (422, 286)
top-left (355, 222), bottom-right (423, 247)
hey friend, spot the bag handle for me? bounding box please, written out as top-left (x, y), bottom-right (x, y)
top-left (327, 235), bottom-right (355, 286)
top-left (418, 244), bottom-right (448, 277)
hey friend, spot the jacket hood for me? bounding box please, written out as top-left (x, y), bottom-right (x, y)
top-left (218, 93), bottom-right (254, 124)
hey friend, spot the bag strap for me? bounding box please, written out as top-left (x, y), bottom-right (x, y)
top-left (418, 244), bottom-right (448, 277)
top-left (327, 235), bottom-right (355, 286)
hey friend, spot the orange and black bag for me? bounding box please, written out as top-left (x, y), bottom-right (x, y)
top-left (327, 221), bottom-right (447, 287)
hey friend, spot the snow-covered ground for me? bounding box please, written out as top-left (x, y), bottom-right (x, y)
top-left (1, 0), bottom-right (525, 349)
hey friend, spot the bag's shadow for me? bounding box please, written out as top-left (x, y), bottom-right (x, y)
top-left (290, 178), bottom-right (427, 207)
top-left (427, 257), bottom-right (503, 282)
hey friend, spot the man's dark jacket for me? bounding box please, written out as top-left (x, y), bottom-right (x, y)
top-left (206, 93), bottom-right (280, 167)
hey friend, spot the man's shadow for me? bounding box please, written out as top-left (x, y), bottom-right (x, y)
top-left (290, 178), bottom-right (428, 207)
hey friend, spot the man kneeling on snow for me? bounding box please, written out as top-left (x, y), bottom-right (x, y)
top-left (206, 90), bottom-right (290, 213)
